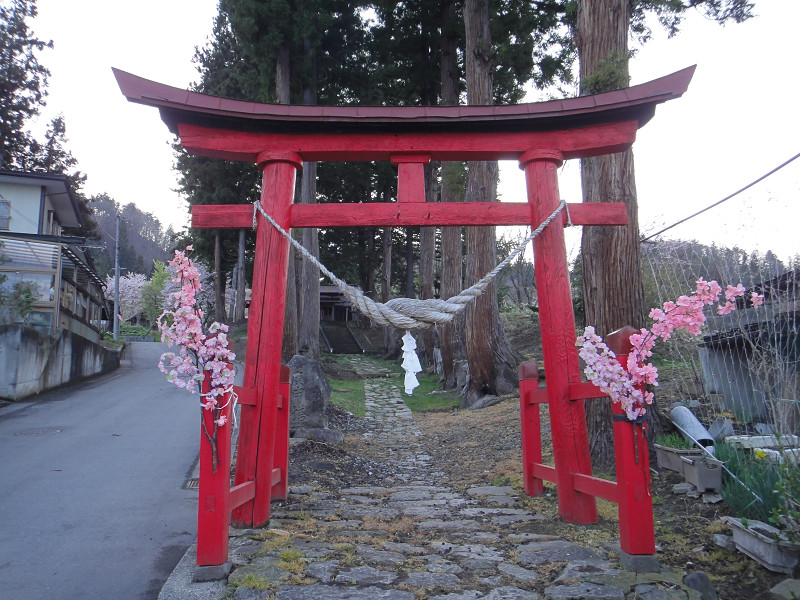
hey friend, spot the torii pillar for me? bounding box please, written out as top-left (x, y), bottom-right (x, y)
top-left (232, 151), bottom-right (300, 526)
top-left (521, 149), bottom-right (596, 523)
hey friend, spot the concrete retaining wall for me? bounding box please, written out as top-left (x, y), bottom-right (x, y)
top-left (0, 324), bottom-right (121, 401)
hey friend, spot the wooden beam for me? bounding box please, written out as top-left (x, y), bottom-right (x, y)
top-left (177, 121), bottom-right (638, 163)
top-left (569, 382), bottom-right (608, 401)
top-left (525, 389), bottom-right (549, 405)
top-left (573, 473), bottom-right (619, 503)
top-left (233, 385), bottom-right (258, 406)
top-left (191, 202), bottom-right (627, 229)
top-left (530, 463), bottom-right (558, 483)
top-left (271, 467), bottom-right (282, 487)
top-left (229, 481), bottom-right (256, 510)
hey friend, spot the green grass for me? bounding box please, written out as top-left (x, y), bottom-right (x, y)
top-left (402, 372), bottom-right (461, 412)
top-left (329, 379), bottom-right (367, 417)
top-left (655, 432), bottom-right (693, 449)
top-left (327, 355), bottom-right (460, 414)
top-left (232, 573), bottom-right (276, 590)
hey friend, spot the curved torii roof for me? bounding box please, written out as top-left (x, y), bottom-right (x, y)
top-left (113, 66), bottom-right (695, 137)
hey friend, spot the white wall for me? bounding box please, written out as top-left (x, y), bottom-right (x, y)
top-left (0, 182), bottom-right (42, 234)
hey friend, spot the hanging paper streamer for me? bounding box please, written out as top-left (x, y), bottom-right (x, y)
top-left (401, 330), bottom-right (422, 395)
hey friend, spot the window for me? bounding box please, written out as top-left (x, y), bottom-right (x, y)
top-left (0, 198), bottom-right (9, 230)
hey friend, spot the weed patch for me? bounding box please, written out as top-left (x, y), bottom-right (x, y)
top-left (329, 379), bottom-right (367, 417)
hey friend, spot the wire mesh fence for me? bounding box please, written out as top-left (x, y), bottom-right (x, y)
top-left (641, 239), bottom-right (798, 435)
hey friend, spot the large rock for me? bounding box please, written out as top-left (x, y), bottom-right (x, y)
top-left (287, 355), bottom-right (331, 434)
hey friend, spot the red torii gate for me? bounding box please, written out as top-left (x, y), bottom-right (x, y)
top-left (115, 66), bottom-right (694, 567)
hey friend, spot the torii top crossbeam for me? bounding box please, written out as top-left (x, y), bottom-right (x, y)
top-left (113, 65), bottom-right (694, 230)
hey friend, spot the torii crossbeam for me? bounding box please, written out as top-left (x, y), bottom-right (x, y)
top-left (115, 66), bottom-right (695, 566)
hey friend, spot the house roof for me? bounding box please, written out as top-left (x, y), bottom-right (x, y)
top-left (0, 170), bottom-right (81, 228)
top-left (702, 267), bottom-right (800, 347)
top-left (113, 66), bottom-right (696, 136)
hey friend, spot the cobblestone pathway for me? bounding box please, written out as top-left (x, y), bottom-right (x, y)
top-left (163, 357), bottom-right (709, 600)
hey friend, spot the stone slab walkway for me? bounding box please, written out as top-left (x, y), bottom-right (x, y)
top-left (161, 359), bottom-right (712, 600)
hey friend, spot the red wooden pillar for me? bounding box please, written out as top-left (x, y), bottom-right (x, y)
top-left (391, 154), bottom-right (430, 203)
top-left (196, 345), bottom-right (234, 566)
top-left (606, 326), bottom-right (656, 555)
top-left (232, 151), bottom-right (300, 527)
top-left (518, 362), bottom-right (544, 496)
top-left (520, 149), bottom-right (597, 525)
top-left (270, 364), bottom-right (291, 502)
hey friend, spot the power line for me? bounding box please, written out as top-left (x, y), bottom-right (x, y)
top-left (641, 151), bottom-right (800, 242)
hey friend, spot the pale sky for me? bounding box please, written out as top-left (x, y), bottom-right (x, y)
top-left (31, 1), bottom-right (799, 261)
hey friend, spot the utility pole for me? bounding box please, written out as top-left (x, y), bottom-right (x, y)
top-left (113, 214), bottom-right (120, 341)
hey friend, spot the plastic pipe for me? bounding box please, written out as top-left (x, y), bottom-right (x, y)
top-left (670, 405), bottom-right (715, 455)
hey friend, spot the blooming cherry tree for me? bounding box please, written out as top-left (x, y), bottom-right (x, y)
top-left (578, 278), bottom-right (764, 421)
top-left (105, 272), bottom-right (147, 322)
top-left (157, 247), bottom-right (236, 469)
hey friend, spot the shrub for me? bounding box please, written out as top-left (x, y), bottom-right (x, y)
top-left (771, 460), bottom-right (800, 542)
top-left (715, 442), bottom-right (781, 523)
top-left (120, 323), bottom-right (151, 337)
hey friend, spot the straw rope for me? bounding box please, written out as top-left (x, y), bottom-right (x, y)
top-left (253, 200), bottom-right (570, 330)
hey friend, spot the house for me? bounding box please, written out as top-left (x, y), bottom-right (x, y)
top-left (0, 170), bottom-right (109, 341)
top-left (320, 285), bottom-right (354, 322)
top-left (0, 170), bottom-right (118, 400)
top-left (700, 269), bottom-right (800, 430)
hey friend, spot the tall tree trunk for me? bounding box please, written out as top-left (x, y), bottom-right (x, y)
top-left (439, 0), bottom-right (464, 388)
top-left (576, 0), bottom-right (653, 470)
top-left (419, 164), bottom-right (436, 366)
top-left (214, 231), bottom-right (226, 322)
top-left (276, 39), bottom-right (298, 362)
top-left (297, 37), bottom-right (321, 360)
top-left (365, 226), bottom-right (376, 299)
top-left (381, 219), bottom-right (394, 354)
top-left (234, 228), bottom-right (246, 322)
top-left (298, 164), bottom-right (320, 359)
top-left (404, 229), bottom-right (416, 299)
top-left (462, 0), bottom-right (518, 406)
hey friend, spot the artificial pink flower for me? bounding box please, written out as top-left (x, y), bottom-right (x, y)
top-left (158, 248), bottom-right (235, 427)
top-left (725, 284), bottom-right (746, 301)
top-left (579, 279), bottom-right (760, 421)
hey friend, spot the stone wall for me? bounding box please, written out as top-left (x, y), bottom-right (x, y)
top-left (0, 324), bottom-right (121, 401)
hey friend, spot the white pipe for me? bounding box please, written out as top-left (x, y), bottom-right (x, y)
top-left (670, 405), bottom-right (715, 455)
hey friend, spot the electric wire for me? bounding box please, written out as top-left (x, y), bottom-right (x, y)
top-left (642, 151), bottom-right (800, 242)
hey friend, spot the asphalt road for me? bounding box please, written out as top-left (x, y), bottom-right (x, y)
top-left (0, 342), bottom-right (201, 600)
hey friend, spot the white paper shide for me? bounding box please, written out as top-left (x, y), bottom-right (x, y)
top-left (401, 331), bottom-right (422, 395)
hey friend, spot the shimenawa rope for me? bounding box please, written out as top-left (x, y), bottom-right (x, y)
top-left (252, 200), bottom-right (570, 330)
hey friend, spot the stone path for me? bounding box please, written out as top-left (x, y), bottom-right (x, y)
top-left (161, 357), bottom-right (712, 600)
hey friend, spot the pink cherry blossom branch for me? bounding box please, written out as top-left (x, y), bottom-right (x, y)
top-left (578, 278), bottom-right (764, 421)
top-left (157, 247), bottom-right (237, 470)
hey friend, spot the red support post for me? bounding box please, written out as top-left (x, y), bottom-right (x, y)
top-left (518, 362), bottom-right (544, 496)
top-left (232, 152), bottom-right (301, 528)
top-left (271, 365), bottom-right (291, 501)
top-left (520, 149), bottom-right (597, 525)
top-left (196, 345), bottom-right (234, 567)
top-left (391, 154), bottom-right (430, 203)
top-left (606, 326), bottom-right (656, 556)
